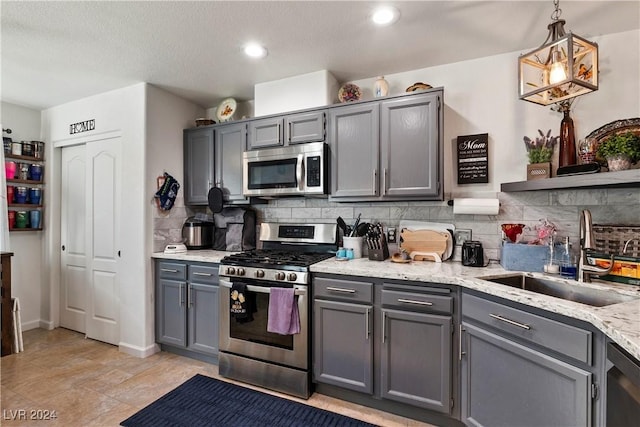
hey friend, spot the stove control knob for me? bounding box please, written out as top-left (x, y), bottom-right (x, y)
top-left (275, 272), bottom-right (286, 281)
top-left (226, 267), bottom-right (236, 275)
top-left (255, 270), bottom-right (265, 278)
top-left (287, 273), bottom-right (297, 282)
top-left (237, 268), bottom-right (245, 276)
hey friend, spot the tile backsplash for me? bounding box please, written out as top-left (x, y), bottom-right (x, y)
top-left (153, 188), bottom-right (639, 259)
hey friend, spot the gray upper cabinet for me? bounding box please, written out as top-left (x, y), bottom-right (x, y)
top-left (380, 93), bottom-right (442, 199)
top-left (247, 116), bottom-right (283, 149)
top-left (329, 89), bottom-right (443, 201)
top-left (247, 110), bottom-right (326, 149)
top-left (329, 103), bottom-right (380, 198)
top-left (214, 123), bottom-right (248, 203)
top-left (285, 111), bottom-right (325, 144)
top-left (184, 128), bottom-right (215, 205)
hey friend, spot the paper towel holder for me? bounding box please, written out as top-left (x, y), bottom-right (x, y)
top-left (446, 199), bottom-right (501, 207)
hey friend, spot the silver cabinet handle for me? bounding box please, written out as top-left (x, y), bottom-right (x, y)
top-left (365, 307), bottom-right (370, 339)
top-left (373, 169), bottom-right (378, 195)
top-left (161, 268), bottom-right (178, 273)
top-left (288, 121), bottom-right (292, 142)
top-left (383, 168), bottom-right (388, 195)
top-left (397, 298), bottom-right (433, 306)
top-left (179, 283), bottom-right (184, 307)
top-left (459, 324), bottom-right (465, 361)
top-left (326, 286), bottom-right (356, 294)
top-left (192, 272), bottom-right (212, 277)
top-left (382, 311), bottom-right (387, 343)
top-left (489, 313), bottom-right (531, 330)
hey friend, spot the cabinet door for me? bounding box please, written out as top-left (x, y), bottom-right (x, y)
top-left (461, 322), bottom-right (592, 427)
top-left (187, 283), bottom-right (219, 355)
top-left (329, 103), bottom-right (379, 198)
top-left (156, 278), bottom-right (187, 347)
top-left (285, 111), bottom-right (325, 144)
top-left (381, 308), bottom-right (452, 413)
top-left (215, 123), bottom-right (248, 203)
top-left (247, 117), bottom-right (283, 149)
top-left (380, 92), bottom-right (442, 199)
top-left (184, 128), bottom-right (214, 205)
top-left (313, 299), bottom-right (373, 394)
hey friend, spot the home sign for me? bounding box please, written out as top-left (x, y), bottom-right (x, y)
top-left (69, 119), bottom-right (95, 135)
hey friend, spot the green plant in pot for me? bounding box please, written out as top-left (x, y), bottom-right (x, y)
top-left (596, 132), bottom-right (640, 171)
top-left (524, 129), bottom-right (558, 164)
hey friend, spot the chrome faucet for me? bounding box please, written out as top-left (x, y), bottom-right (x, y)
top-left (578, 209), bottom-right (614, 282)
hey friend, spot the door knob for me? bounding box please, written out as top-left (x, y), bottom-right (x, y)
top-left (61, 245), bottom-right (65, 251)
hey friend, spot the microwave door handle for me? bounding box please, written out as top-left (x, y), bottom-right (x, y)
top-left (297, 154), bottom-right (304, 191)
top-left (220, 279), bottom-right (307, 296)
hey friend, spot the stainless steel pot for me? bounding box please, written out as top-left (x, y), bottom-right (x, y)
top-left (182, 217), bottom-right (213, 249)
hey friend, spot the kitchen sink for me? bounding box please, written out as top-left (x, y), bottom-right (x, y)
top-left (483, 274), bottom-right (639, 307)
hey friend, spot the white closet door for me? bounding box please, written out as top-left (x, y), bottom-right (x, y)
top-left (85, 139), bottom-right (121, 345)
top-left (60, 145), bottom-right (87, 332)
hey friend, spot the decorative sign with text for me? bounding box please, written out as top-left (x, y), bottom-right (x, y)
top-left (457, 133), bottom-right (489, 184)
top-left (69, 119), bottom-right (95, 135)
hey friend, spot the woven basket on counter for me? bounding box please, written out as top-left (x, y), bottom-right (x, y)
top-left (592, 224), bottom-right (640, 258)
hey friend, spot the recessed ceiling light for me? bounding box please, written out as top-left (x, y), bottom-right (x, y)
top-left (244, 43), bottom-right (268, 59)
top-left (371, 6), bottom-right (399, 26)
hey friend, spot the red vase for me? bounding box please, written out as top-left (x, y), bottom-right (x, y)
top-left (559, 110), bottom-right (577, 167)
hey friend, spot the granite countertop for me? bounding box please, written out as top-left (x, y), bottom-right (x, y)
top-left (312, 257), bottom-right (640, 361)
top-left (151, 250), bottom-right (640, 361)
top-left (151, 250), bottom-right (234, 263)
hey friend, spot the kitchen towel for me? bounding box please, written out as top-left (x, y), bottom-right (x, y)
top-left (154, 172), bottom-right (180, 211)
top-left (230, 282), bottom-right (254, 323)
top-left (267, 287), bottom-right (300, 335)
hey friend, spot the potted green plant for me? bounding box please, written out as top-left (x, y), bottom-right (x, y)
top-left (596, 132), bottom-right (640, 171)
top-left (524, 129), bottom-right (558, 180)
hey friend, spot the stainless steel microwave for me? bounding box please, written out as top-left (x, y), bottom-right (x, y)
top-left (242, 142), bottom-right (328, 197)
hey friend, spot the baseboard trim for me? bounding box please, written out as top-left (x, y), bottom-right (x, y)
top-left (119, 341), bottom-right (160, 358)
top-left (38, 320), bottom-right (55, 330)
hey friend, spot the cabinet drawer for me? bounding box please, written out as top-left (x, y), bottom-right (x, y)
top-left (314, 277), bottom-right (373, 304)
top-left (158, 262), bottom-right (187, 280)
top-left (463, 293), bottom-right (592, 365)
top-left (188, 264), bottom-right (219, 285)
top-left (382, 289), bottom-right (452, 315)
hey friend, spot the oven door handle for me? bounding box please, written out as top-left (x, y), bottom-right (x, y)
top-left (220, 279), bottom-right (307, 296)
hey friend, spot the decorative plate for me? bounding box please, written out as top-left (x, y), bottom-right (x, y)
top-left (405, 82), bottom-right (432, 92)
top-left (338, 83), bottom-right (362, 103)
top-left (584, 118), bottom-right (640, 144)
top-left (216, 98), bottom-right (237, 122)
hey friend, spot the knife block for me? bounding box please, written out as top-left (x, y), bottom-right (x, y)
top-left (368, 234), bottom-right (390, 261)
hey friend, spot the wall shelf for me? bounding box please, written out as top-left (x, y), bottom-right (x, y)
top-left (500, 168), bottom-right (640, 192)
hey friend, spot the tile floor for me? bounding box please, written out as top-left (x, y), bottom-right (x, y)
top-left (1, 328), bottom-right (435, 426)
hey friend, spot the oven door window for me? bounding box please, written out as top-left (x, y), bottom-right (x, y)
top-left (247, 158), bottom-right (298, 190)
top-left (230, 288), bottom-right (294, 350)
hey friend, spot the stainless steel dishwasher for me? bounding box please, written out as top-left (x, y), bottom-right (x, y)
top-left (606, 342), bottom-right (640, 426)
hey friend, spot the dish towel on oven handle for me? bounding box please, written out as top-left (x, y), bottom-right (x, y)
top-left (230, 282), bottom-right (255, 323)
top-left (267, 287), bottom-right (300, 335)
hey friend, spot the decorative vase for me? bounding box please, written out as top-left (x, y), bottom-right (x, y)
top-left (373, 76), bottom-right (389, 98)
top-left (559, 109), bottom-right (577, 167)
top-left (606, 154), bottom-right (632, 171)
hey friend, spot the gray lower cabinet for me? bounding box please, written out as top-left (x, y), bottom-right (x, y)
top-left (381, 309), bottom-right (452, 413)
top-left (156, 261), bottom-right (219, 357)
top-left (314, 299), bottom-right (373, 393)
top-left (329, 89), bottom-right (443, 201)
top-left (313, 275), bottom-right (456, 417)
top-left (461, 291), bottom-right (595, 427)
top-left (183, 127), bottom-right (214, 205)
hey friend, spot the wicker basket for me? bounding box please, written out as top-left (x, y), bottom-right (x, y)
top-left (592, 224), bottom-right (640, 257)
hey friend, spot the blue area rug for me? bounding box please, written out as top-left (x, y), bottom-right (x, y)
top-left (121, 374), bottom-right (377, 427)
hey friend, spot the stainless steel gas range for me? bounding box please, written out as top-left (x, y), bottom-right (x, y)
top-left (218, 222), bottom-right (337, 399)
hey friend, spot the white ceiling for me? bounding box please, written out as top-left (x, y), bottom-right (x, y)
top-left (2, 1), bottom-right (639, 111)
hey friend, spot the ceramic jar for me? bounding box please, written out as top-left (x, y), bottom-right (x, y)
top-left (374, 76), bottom-right (389, 98)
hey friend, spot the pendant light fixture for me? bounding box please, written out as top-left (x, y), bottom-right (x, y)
top-left (518, 0), bottom-right (598, 106)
